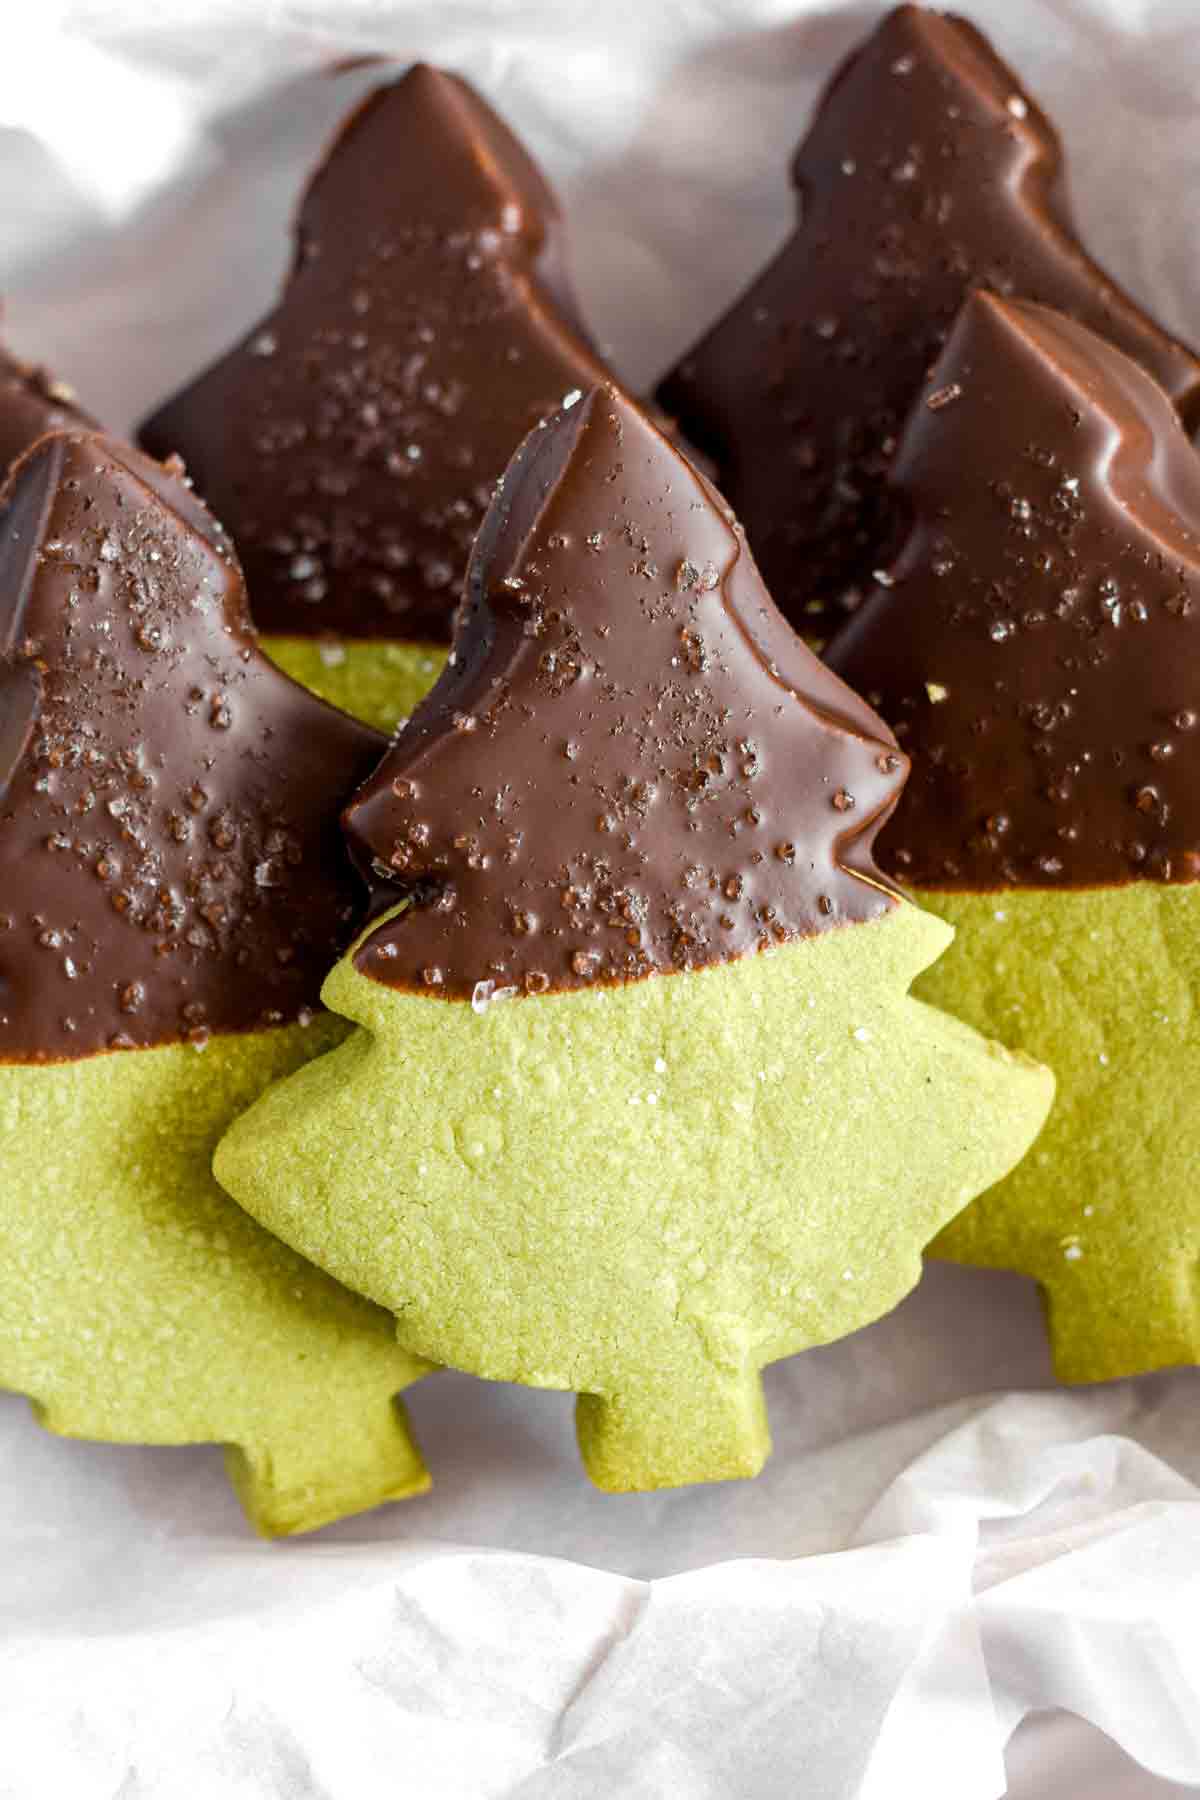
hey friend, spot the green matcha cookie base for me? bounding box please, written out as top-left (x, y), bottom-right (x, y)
top-left (261, 635), bottom-right (448, 734)
top-left (915, 885), bottom-right (1200, 1384)
top-left (1, 1020), bottom-right (431, 1537)
top-left (217, 902), bottom-right (1052, 1494)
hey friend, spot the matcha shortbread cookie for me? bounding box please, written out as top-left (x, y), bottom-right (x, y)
top-left (140, 65), bottom-right (656, 733)
top-left (0, 431), bottom-right (430, 1534)
top-left (217, 388), bottom-right (1051, 1493)
top-left (657, 5), bottom-right (1200, 639)
top-left (826, 290), bottom-right (1200, 1383)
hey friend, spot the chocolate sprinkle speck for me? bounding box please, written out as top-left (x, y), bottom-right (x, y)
top-left (657, 5), bottom-right (1200, 637)
top-left (139, 65), bottom-right (630, 645)
top-left (0, 432), bottom-right (385, 1062)
top-left (826, 293), bottom-right (1200, 890)
top-left (346, 388), bottom-right (906, 998)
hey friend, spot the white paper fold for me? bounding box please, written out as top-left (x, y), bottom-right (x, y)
top-left (0, 1533), bottom-right (996, 1800)
top-left (2, 3), bottom-right (1200, 1795)
top-left (858, 1389), bottom-right (1200, 1785)
top-left (5, 1371), bottom-right (1200, 1796)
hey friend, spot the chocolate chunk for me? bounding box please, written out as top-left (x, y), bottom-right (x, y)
top-left (0, 432), bottom-right (386, 1061)
top-left (138, 65), bottom-right (622, 643)
top-left (657, 5), bottom-right (1200, 637)
top-left (0, 340), bottom-right (93, 471)
top-left (345, 387), bottom-right (905, 1000)
top-left (824, 290), bottom-right (1200, 889)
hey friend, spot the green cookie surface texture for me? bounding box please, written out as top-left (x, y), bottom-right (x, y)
top-left (2, 1023), bottom-right (428, 1535)
top-left (220, 904), bottom-right (1050, 1491)
top-left (216, 385), bottom-right (1052, 1493)
top-left (261, 635), bottom-right (447, 733)
top-left (826, 291), bottom-right (1200, 1383)
top-left (0, 431), bottom-right (429, 1535)
top-left (914, 889), bottom-right (1200, 1383)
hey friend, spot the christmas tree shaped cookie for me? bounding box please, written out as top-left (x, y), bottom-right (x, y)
top-left (826, 289), bottom-right (1200, 1382)
top-left (140, 66), bottom-right (626, 735)
top-left (0, 431), bottom-right (430, 1534)
top-left (216, 388), bottom-right (1052, 1492)
top-left (657, 4), bottom-right (1200, 639)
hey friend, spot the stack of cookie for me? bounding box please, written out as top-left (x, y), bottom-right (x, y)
top-left (2, 6), bottom-right (1194, 1535)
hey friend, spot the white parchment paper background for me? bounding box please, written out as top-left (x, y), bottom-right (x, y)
top-left (1, 3), bottom-right (1200, 1795)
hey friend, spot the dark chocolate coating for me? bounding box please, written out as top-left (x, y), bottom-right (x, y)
top-left (656, 5), bottom-right (1200, 637)
top-left (0, 342), bottom-right (93, 470)
top-left (825, 292), bottom-right (1200, 890)
top-left (0, 432), bottom-right (386, 1062)
top-left (138, 65), bottom-right (617, 643)
top-left (346, 388), bottom-right (905, 1001)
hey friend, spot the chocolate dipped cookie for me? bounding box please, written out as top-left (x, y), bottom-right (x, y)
top-left (658, 5), bottom-right (1200, 639)
top-left (0, 339), bottom-right (93, 468)
top-left (0, 431), bottom-right (429, 1534)
top-left (216, 387), bottom-right (1051, 1493)
top-left (827, 290), bottom-right (1200, 1381)
top-left (141, 66), bottom-right (638, 734)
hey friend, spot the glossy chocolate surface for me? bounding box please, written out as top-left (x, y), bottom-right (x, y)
top-left (347, 388), bottom-right (904, 1000)
top-left (139, 65), bottom-right (616, 643)
top-left (0, 433), bottom-right (386, 1061)
top-left (0, 342), bottom-right (92, 470)
top-left (825, 292), bottom-right (1200, 889)
top-left (657, 5), bottom-right (1200, 636)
